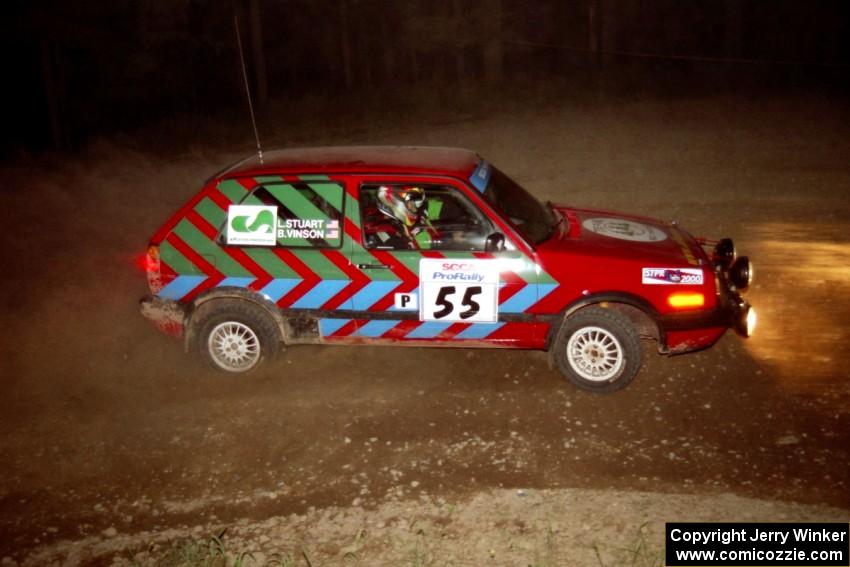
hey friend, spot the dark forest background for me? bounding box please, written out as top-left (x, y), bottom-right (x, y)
top-left (4, 0), bottom-right (849, 155)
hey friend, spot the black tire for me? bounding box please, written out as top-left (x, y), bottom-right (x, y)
top-left (194, 301), bottom-right (280, 374)
top-left (553, 307), bottom-right (642, 393)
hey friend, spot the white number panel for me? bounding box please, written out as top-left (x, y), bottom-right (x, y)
top-left (419, 259), bottom-right (499, 323)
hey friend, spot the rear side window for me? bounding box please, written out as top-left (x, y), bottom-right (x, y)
top-left (223, 181), bottom-right (344, 248)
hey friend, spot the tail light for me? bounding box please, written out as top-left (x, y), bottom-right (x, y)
top-left (145, 245), bottom-right (164, 294)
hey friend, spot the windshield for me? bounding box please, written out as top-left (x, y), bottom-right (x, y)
top-left (482, 166), bottom-right (557, 244)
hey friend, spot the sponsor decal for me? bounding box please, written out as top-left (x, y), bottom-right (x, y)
top-left (469, 159), bottom-right (492, 192)
top-left (642, 267), bottom-right (704, 285)
top-left (582, 217), bottom-right (667, 242)
top-left (227, 205), bottom-right (340, 246)
top-left (227, 205), bottom-right (278, 245)
top-left (419, 259), bottom-right (499, 322)
top-left (276, 218), bottom-right (339, 240)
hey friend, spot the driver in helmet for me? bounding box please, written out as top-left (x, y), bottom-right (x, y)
top-left (376, 185), bottom-right (436, 249)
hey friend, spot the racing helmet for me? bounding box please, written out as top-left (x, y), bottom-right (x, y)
top-left (376, 185), bottom-right (425, 228)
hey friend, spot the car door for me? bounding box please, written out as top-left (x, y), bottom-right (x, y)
top-left (329, 175), bottom-right (546, 347)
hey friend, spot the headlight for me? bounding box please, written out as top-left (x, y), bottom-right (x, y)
top-left (728, 256), bottom-right (752, 290)
top-left (746, 307), bottom-right (757, 337)
top-left (734, 302), bottom-right (756, 338)
top-left (713, 238), bottom-right (736, 269)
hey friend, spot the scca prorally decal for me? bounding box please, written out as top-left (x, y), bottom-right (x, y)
top-left (419, 258), bottom-right (500, 322)
top-left (582, 217), bottom-right (666, 242)
top-left (642, 268), bottom-right (704, 285)
top-left (227, 205), bottom-right (277, 245)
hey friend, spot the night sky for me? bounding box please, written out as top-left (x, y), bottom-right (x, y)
top-left (3, 0), bottom-right (849, 155)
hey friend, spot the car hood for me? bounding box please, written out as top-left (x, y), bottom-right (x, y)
top-left (538, 205), bottom-right (706, 267)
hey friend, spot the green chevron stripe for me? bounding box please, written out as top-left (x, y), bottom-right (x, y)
top-left (194, 196), bottom-right (226, 230)
top-left (217, 179), bottom-right (248, 203)
top-left (255, 175), bottom-right (284, 184)
top-left (307, 182), bottom-right (343, 212)
top-left (174, 219), bottom-right (251, 276)
top-left (344, 191), bottom-right (361, 228)
top-left (240, 193), bottom-right (265, 206)
top-left (292, 249), bottom-right (347, 279)
top-left (160, 239), bottom-right (199, 274)
top-left (537, 269), bottom-right (557, 285)
top-left (298, 174), bottom-right (330, 181)
top-left (244, 247), bottom-right (300, 278)
top-left (266, 184), bottom-right (330, 223)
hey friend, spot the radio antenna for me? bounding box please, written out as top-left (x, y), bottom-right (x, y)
top-left (233, 13), bottom-right (263, 164)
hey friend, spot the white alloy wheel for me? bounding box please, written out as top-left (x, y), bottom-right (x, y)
top-left (566, 325), bottom-right (625, 382)
top-left (207, 321), bottom-right (261, 372)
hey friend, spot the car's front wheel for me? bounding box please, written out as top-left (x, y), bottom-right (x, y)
top-left (553, 307), bottom-right (642, 393)
top-left (194, 302), bottom-right (280, 373)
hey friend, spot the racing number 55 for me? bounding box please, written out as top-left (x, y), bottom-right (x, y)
top-left (433, 285), bottom-right (482, 319)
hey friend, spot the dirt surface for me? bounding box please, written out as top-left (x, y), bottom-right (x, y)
top-left (1, 91), bottom-right (849, 565)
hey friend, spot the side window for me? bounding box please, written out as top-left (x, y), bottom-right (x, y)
top-left (360, 184), bottom-right (493, 251)
top-left (224, 181), bottom-right (344, 248)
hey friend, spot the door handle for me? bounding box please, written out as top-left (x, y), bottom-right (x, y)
top-left (357, 263), bottom-right (391, 270)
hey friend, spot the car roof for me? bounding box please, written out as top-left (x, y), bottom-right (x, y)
top-left (219, 146), bottom-right (481, 179)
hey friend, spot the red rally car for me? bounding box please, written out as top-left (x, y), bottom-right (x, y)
top-left (140, 146), bottom-right (755, 392)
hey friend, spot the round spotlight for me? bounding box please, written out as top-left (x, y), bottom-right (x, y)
top-left (728, 256), bottom-right (752, 290)
top-left (713, 238), bottom-right (736, 269)
top-left (746, 306), bottom-right (757, 337)
top-left (734, 302), bottom-right (756, 338)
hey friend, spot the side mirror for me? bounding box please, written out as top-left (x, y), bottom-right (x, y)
top-left (484, 232), bottom-right (506, 252)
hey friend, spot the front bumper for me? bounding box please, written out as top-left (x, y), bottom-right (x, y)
top-left (658, 295), bottom-right (752, 337)
top-left (140, 295), bottom-right (186, 337)
top-left (656, 279), bottom-right (753, 353)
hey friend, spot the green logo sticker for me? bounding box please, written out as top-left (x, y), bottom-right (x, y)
top-left (227, 205), bottom-right (278, 245)
top-left (231, 209), bottom-right (275, 234)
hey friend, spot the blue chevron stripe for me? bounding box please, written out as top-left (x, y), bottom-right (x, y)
top-left (536, 283), bottom-right (559, 303)
top-left (158, 275), bottom-right (207, 300)
top-left (349, 280), bottom-right (400, 310)
top-left (499, 285), bottom-right (537, 313)
top-left (499, 283), bottom-right (560, 313)
top-left (217, 277), bottom-right (256, 288)
top-left (355, 320), bottom-right (400, 337)
top-left (259, 279), bottom-right (301, 303)
top-left (319, 318), bottom-right (351, 336)
top-left (405, 321), bottom-right (452, 339)
top-left (292, 279), bottom-right (350, 309)
top-left (455, 322), bottom-right (506, 339)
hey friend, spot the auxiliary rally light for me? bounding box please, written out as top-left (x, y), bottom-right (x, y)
top-left (728, 256), bottom-right (753, 290)
top-left (734, 302), bottom-right (756, 337)
top-left (713, 237), bottom-right (736, 269)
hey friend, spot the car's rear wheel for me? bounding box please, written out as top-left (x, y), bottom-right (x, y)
top-left (195, 302), bottom-right (279, 373)
top-left (553, 307), bottom-right (642, 393)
